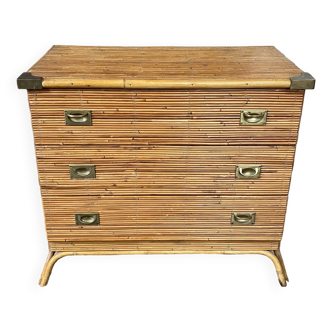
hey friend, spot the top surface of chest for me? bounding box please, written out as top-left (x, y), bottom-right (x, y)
top-left (18, 46), bottom-right (314, 90)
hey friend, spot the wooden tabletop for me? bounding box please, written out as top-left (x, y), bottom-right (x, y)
top-left (27, 46), bottom-right (303, 89)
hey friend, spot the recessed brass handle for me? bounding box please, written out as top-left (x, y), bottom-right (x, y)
top-left (235, 165), bottom-right (261, 179)
top-left (240, 110), bottom-right (267, 125)
top-left (64, 110), bottom-right (92, 125)
top-left (231, 212), bottom-right (256, 225)
top-left (75, 213), bottom-right (100, 226)
top-left (75, 168), bottom-right (91, 176)
top-left (70, 165), bottom-right (95, 179)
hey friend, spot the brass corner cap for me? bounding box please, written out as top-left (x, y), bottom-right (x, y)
top-left (17, 72), bottom-right (43, 90)
top-left (290, 72), bottom-right (315, 90)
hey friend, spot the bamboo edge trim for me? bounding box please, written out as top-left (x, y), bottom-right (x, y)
top-left (38, 250), bottom-right (287, 287)
top-left (41, 78), bottom-right (291, 89)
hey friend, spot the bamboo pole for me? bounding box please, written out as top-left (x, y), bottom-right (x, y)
top-left (274, 249), bottom-right (289, 282)
top-left (43, 79), bottom-right (124, 89)
top-left (38, 251), bottom-right (55, 286)
top-left (42, 78), bottom-right (291, 89)
top-left (38, 250), bottom-right (287, 287)
top-left (125, 79), bottom-right (291, 89)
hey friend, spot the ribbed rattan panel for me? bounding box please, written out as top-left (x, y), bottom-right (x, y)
top-left (28, 89), bottom-right (304, 145)
top-left (36, 145), bottom-right (294, 196)
top-left (42, 196), bottom-right (287, 242)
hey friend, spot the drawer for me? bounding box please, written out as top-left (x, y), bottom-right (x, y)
top-left (42, 195), bottom-right (287, 242)
top-left (36, 145), bottom-right (294, 196)
top-left (28, 89), bottom-right (304, 145)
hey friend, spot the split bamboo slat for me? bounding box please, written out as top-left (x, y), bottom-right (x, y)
top-left (49, 241), bottom-right (280, 252)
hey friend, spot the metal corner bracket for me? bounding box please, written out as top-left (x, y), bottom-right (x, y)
top-left (290, 72), bottom-right (315, 90)
top-left (17, 72), bottom-right (43, 90)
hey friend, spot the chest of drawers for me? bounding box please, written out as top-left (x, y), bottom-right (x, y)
top-left (18, 46), bottom-right (315, 286)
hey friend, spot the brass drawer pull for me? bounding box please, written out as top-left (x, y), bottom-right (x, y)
top-left (75, 213), bottom-right (99, 225)
top-left (235, 165), bottom-right (261, 179)
top-left (240, 110), bottom-right (267, 125)
top-left (231, 212), bottom-right (256, 225)
top-left (64, 110), bottom-right (92, 125)
top-left (70, 165), bottom-right (95, 179)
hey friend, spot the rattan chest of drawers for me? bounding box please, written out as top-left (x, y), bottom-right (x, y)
top-left (18, 46), bottom-right (315, 286)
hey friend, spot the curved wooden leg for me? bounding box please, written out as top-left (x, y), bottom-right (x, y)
top-left (39, 251), bottom-right (72, 287)
top-left (274, 249), bottom-right (289, 282)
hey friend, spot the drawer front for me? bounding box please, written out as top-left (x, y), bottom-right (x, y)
top-left (28, 89), bottom-right (304, 145)
top-left (42, 196), bottom-right (287, 242)
top-left (36, 145), bottom-right (294, 196)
